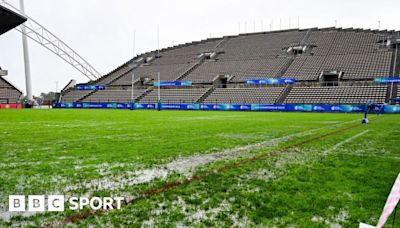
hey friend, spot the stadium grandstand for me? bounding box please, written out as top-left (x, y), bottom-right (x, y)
top-left (58, 28), bottom-right (399, 107)
top-left (0, 4), bottom-right (25, 106)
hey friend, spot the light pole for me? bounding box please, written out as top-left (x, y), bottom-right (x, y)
top-left (19, 0), bottom-right (33, 102)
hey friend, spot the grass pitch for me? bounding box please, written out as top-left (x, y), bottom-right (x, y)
top-left (0, 109), bottom-right (399, 227)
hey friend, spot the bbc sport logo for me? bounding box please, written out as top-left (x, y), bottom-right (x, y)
top-left (8, 195), bottom-right (125, 212)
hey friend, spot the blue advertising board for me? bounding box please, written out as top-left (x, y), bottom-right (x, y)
top-left (53, 102), bottom-right (132, 109)
top-left (153, 81), bottom-right (192, 87)
top-left (221, 104), bottom-right (251, 111)
top-left (384, 105), bottom-right (400, 113)
top-left (76, 85), bottom-right (106, 90)
top-left (199, 104), bottom-right (251, 111)
top-left (200, 104), bottom-right (215, 110)
top-left (246, 78), bottom-right (296, 85)
top-left (285, 104), bottom-right (313, 112)
top-left (159, 104), bottom-right (181, 110)
top-left (251, 104), bottom-right (287, 111)
top-left (232, 104), bottom-right (252, 111)
top-left (134, 103), bottom-right (156, 109)
top-left (54, 102), bottom-right (399, 114)
top-left (160, 104), bottom-right (200, 110)
top-left (374, 78), bottom-right (400, 84)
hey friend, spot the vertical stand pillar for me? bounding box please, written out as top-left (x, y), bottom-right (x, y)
top-left (19, 0), bottom-right (33, 102)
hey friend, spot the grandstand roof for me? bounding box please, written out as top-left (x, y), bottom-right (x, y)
top-left (0, 5), bottom-right (26, 36)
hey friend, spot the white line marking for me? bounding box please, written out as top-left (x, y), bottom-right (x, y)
top-left (324, 130), bottom-right (369, 154)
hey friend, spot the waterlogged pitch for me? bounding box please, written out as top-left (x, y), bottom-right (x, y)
top-left (0, 109), bottom-right (399, 227)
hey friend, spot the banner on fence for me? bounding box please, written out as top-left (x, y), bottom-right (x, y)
top-left (76, 85), bottom-right (106, 90)
top-left (53, 103), bottom-right (400, 114)
top-left (153, 81), bottom-right (192, 87)
top-left (384, 105), bottom-right (400, 113)
top-left (374, 78), bottom-right (400, 84)
top-left (134, 103), bottom-right (156, 109)
top-left (53, 102), bottom-right (132, 109)
top-left (246, 78), bottom-right (296, 85)
top-left (251, 104), bottom-right (287, 111)
top-left (160, 104), bottom-right (200, 110)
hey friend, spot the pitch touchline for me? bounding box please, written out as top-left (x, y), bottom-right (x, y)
top-left (323, 130), bottom-right (369, 154)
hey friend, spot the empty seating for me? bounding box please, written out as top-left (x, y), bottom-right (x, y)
top-left (284, 52), bottom-right (392, 80)
top-left (108, 39), bottom-right (222, 85)
top-left (0, 77), bottom-right (22, 103)
top-left (84, 29), bottom-right (395, 85)
top-left (0, 77), bottom-right (12, 88)
top-left (326, 52), bottom-right (391, 80)
top-left (82, 89), bottom-right (147, 103)
top-left (285, 30), bottom-right (393, 81)
top-left (328, 31), bottom-right (385, 55)
top-left (111, 63), bottom-right (192, 85)
top-left (61, 90), bottom-right (93, 102)
top-left (139, 88), bottom-right (208, 104)
top-left (238, 57), bottom-right (290, 81)
top-left (285, 86), bottom-right (387, 104)
top-left (95, 65), bottom-right (132, 85)
top-left (204, 87), bottom-right (285, 104)
top-left (161, 39), bottom-right (221, 57)
top-left (307, 30), bottom-right (386, 56)
top-left (219, 31), bottom-right (307, 60)
top-left (284, 55), bottom-right (326, 80)
top-left (0, 88), bottom-right (21, 103)
top-left (64, 28), bottom-right (396, 106)
top-left (186, 57), bottom-right (290, 83)
top-left (185, 59), bottom-right (250, 83)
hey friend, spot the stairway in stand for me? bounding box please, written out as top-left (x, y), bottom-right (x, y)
top-left (276, 84), bottom-right (293, 104)
top-left (196, 86), bottom-right (215, 103)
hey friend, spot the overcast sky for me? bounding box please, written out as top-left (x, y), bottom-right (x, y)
top-left (0, 0), bottom-right (399, 95)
